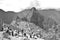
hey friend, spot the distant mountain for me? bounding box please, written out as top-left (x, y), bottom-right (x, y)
top-left (0, 8), bottom-right (32, 24)
top-left (0, 9), bottom-right (5, 12)
top-left (0, 9), bottom-right (16, 24)
top-left (0, 8), bottom-right (60, 26)
top-left (38, 9), bottom-right (60, 24)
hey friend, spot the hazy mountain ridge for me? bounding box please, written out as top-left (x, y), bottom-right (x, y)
top-left (0, 8), bottom-right (60, 24)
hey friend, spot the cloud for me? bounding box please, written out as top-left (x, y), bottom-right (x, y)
top-left (0, 0), bottom-right (60, 12)
top-left (0, 0), bottom-right (33, 12)
top-left (38, 0), bottom-right (60, 9)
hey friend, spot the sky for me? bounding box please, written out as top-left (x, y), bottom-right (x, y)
top-left (0, 0), bottom-right (60, 12)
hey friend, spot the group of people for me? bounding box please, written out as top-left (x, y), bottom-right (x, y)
top-left (0, 21), bottom-right (44, 40)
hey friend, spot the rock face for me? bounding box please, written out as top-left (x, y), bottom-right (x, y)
top-left (29, 7), bottom-right (59, 31)
top-left (30, 7), bottom-right (44, 29)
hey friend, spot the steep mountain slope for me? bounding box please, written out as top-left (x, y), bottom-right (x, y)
top-left (38, 9), bottom-right (60, 24)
